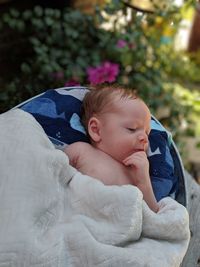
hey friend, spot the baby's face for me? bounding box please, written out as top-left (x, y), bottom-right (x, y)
top-left (96, 98), bottom-right (151, 163)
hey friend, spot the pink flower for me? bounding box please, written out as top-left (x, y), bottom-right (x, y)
top-left (87, 61), bottom-right (119, 85)
top-left (64, 79), bottom-right (80, 86)
top-left (116, 39), bottom-right (127, 48)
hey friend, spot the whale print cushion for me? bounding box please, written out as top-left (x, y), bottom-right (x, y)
top-left (18, 86), bottom-right (178, 201)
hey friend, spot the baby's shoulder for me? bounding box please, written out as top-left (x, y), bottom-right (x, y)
top-left (69, 141), bottom-right (91, 149)
top-left (65, 142), bottom-right (92, 167)
top-left (65, 141), bottom-right (91, 155)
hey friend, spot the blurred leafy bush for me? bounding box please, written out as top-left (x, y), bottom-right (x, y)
top-left (0, 6), bottom-right (116, 109)
top-left (0, 0), bottom-right (199, 143)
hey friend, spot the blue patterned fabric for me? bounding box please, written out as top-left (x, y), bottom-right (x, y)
top-left (18, 86), bottom-right (178, 201)
top-left (19, 87), bottom-right (89, 148)
top-left (148, 119), bottom-right (178, 201)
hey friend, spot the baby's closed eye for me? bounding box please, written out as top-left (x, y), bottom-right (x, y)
top-left (126, 128), bottom-right (137, 133)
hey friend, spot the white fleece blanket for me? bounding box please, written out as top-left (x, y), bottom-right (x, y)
top-left (0, 109), bottom-right (190, 267)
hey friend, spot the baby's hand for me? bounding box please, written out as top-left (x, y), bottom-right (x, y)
top-left (124, 151), bottom-right (159, 213)
top-left (123, 151), bottom-right (150, 186)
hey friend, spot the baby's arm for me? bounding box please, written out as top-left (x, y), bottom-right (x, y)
top-left (123, 152), bottom-right (159, 213)
top-left (64, 142), bottom-right (82, 168)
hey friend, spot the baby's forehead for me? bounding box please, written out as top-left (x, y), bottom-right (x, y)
top-left (100, 93), bottom-right (150, 117)
top-left (112, 96), bottom-right (146, 109)
top-left (113, 98), bottom-right (151, 120)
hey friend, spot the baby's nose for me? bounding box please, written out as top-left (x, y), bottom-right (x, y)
top-left (138, 133), bottom-right (148, 143)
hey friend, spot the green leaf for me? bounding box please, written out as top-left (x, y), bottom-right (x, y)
top-left (34, 6), bottom-right (43, 17)
top-left (23, 10), bottom-right (32, 20)
top-left (10, 9), bottom-right (20, 18)
top-left (21, 63), bottom-right (31, 74)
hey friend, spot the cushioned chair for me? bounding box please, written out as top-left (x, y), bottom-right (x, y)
top-left (13, 86), bottom-right (187, 207)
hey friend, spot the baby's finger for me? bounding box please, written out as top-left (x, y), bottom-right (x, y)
top-left (123, 154), bottom-right (140, 163)
top-left (123, 156), bottom-right (132, 165)
top-left (123, 157), bottom-right (137, 167)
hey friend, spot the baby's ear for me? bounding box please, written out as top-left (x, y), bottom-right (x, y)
top-left (88, 117), bottom-right (101, 142)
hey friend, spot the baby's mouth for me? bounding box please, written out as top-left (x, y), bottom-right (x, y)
top-left (133, 149), bottom-right (144, 152)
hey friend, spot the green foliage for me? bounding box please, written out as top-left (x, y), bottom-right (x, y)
top-left (0, 6), bottom-right (117, 111)
top-left (0, 0), bottom-right (200, 145)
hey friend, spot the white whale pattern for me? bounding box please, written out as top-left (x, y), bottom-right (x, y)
top-left (147, 146), bottom-right (161, 157)
top-left (70, 113), bottom-right (86, 134)
top-left (55, 88), bottom-right (89, 101)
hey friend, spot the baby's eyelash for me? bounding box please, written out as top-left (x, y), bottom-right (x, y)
top-left (127, 128), bottom-right (136, 132)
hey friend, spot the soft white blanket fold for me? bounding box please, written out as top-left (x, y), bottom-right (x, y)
top-left (0, 109), bottom-right (190, 267)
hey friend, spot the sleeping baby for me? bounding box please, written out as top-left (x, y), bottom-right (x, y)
top-left (65, 84), bottom-right (159, 213)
